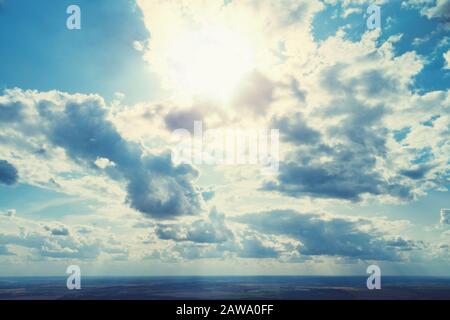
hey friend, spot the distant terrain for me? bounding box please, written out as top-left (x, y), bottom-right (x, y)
top-left (1, 276), bottom-right (449, 300)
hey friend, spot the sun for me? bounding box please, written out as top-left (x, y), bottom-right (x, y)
top-left (166, 27), bottom-right (255, 101)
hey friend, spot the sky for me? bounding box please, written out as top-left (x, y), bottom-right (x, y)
top-left (0, 0), bottom-right (449, 276)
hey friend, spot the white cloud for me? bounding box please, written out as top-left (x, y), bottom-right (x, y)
top-left (95, 157), bottom-right (116, 169)
top-left (1, 209), bottom-right (15, 217)
top-left (404, 0), bottom-right (450, 18)
top-left (444, 50), bottom-right (450, 69)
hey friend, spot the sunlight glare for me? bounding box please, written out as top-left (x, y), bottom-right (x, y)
top-left (167, 27), bottom-right (255, 101)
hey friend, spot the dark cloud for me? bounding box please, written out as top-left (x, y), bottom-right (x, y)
top-left (400, 166), bottom-right (432, 180)
top-left (45, 225), bottom-right (70, 236)
top-left (0, 160), bottom-right (18, 185)
top-left (164, 108), bottom-right (204, 133)
top-left (238, 236), bottom-right (279, 259)
top-left (127, 154), bottom-right (201, 219)
top-left (156, 208), bottom-right (233, 243)
top-left (273, 113), bottom-right (321, 145)
top-left (384, 237), bottom-right (424, 251)
top-left (0, 100), bottom-right (24, 122)
top-left (320, 64), bottom-right (399, 100)
top-left (290, 78), bottom-right (306, 102)
top-left (0, 90), bottom-right (203, 219)
top-left (424, 0), bottom-right (450, 19)
top-left (235, 210), bottom-right (411, 261)
top-left (34, 95), bottom-right (202, 219)
top-left (172, 242), bottom-right (225, 260)
top-left (263, 144), bottom-right (412, 201)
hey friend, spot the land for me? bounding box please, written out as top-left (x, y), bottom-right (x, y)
top-left (0, 276), bottom-right (449, 300)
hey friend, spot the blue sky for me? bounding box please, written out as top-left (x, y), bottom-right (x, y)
top-left (0, 0), bottom-right (162, 103)
top-left (0, 0), bottom-right (449, 276)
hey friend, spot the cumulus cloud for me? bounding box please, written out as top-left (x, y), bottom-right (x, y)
top-left (404, 0), bottom-right (450, 18)
top-left (0, 89), bottom-right (202, 219)
top-left (156, 208), bottom-right (233, 244)
top-left (238, 236), bottom-right (280, 259)
top-left (423, 0), bottom-right (450, 18)
top-left (94, 157), bottom-right (116, 169)
top-left (263, 144), bottom-right (412, 201)
top-left (164, 108), bottom-right (205, 133)
top-left (44, 225), bottom-right (70, 236)
top-left (231, 71), bottom-right (276, 115)
top-left (0, 226), bottom-right (99, 260)
top-left (0, 159), bottom-right (18, 185)
top-left (235, 210), bottom-right (418, 261)
top-left (0, 215), bottom-right (127, 260)
top-left (272, 113), bottom-right (321, 145)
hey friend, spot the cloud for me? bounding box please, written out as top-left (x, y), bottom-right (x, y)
top-left (153, 213), bottom-right (283, 260)
top-left (238, 236), bottom-right (280, 259)
top-left (164, 108), bottom-right (204, 133)
top-left (0, 160), bottom-right (18, 185)
top-left (0, 89), bottom-right (202, 219)
top-left (272, 113), bottom-right (321, 145)
top-left (263, 144), bottom-right (412, 201)
top-left (0, 215), bottom-right (126, 260)
top-left (136, 0), bottom-right (323, 102)
top-left (444, 50), bottom-right (450, 69)
top-left (0, 227), bottom-right (100, 260)
top-left (384, 237), bottom-right (425, 251)
top-left (133, 0), bottom-right (446, 207)
top-left (0, 99), bottom-right (24, 122)
top-left (2, 209), bottom-right (15, 217)
top-left (441, 209), bottom-right (450, 226)
top-left (400, 165), bottom-right (433, 180)
top-left (231, 71), bottom-right (275, 115)
top-left (404, 0), bottom-right (450, 19)
top-left (94, 157), bottom-right (116, 169)
top-left (0, 245), bottom-right (14, 256)
top-left (44, 225), bottom-right (70, 236)
top-left (422, 0), bottom-right (450, 19)
top-left (235, 210), bottom-right (417, 261)
top-left (171, 242), bottom-right (226, 260)
top-left (127, 153), bottom-right (201, 219)
top-left (156, 208), bottom-right (233, 244)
